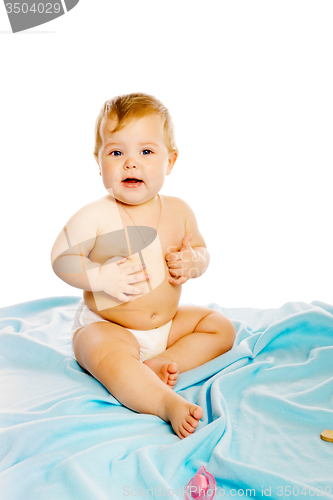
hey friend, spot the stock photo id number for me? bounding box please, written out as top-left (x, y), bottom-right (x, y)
top-left (3, 0), bottom-right (80, 32)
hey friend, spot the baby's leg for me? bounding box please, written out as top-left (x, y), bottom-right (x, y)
top-left (145, 306), bottom-right (236, 374)
top-left (72, 322), bottom-right (203, 439)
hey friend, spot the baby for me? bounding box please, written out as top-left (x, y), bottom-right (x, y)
top-left (51, 93), bottom-right (236, 439)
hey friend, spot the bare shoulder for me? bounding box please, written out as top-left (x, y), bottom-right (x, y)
top-left (162, 195), bottom-right (205, 247)
top-left (161, 195), bottom-right (193, 216)
top-left (51, 197), bottom-right (104, 264)
top-left (65, 196), bottom-right (105, 231)
top-left (74, 194), bottom-right (111, 215)
top-left (162, 195), bottom-right (197, 220)
top-left (51, 195), bottom-right (120, 264)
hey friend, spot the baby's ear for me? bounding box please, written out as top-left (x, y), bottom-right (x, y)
top-left (167, 151), bottom-right (178, 175)
top-left (94, 154), bottom-right (102, 175)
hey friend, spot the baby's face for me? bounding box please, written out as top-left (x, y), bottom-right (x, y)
top-left (97, 114), bottom-right (177, 205)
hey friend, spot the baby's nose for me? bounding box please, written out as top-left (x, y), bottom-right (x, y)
top-left (124, 158), bottom-right (137, 169)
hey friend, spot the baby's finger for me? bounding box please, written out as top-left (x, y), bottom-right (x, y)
top-left (167, 261), bottom-right (182, 269)
top-left (180, 234), bottom-right (193, 250)
top-left (169, 276), bottom-right (188, 285)
top-left (128, 272), bottom-right (152, 284)
top-left (116, 257), bottom-right (128, 265)
top-left (123, 284), bottom-right (149, 295)
top-left (117, 291), bottom-right (146, 302)
top-left (165, 252), bottom-right (181, 262)
top-left (124, 264), bottom-right (147, 275)
top-left (116, 293), bottom-right (133, 303)
top-left (169, 268), bottom-right (184, 277)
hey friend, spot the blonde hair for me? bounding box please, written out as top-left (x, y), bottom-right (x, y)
top-left (94, 92), bottom-right (178, 158)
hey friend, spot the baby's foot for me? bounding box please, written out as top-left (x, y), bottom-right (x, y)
top-left (143, 356), bottom-right (179, 389)
top-left (162, 393), bottom-right (203, 439)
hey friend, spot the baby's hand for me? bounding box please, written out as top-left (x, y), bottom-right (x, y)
top-left (98, 258), bottom-right (151, 302)
top-left (165, 234), bottom-right (199, 285)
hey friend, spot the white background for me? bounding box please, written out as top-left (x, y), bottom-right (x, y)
top-left (0, 1), bottom-right (332, 309)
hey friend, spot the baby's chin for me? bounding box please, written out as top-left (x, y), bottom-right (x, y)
top-left (105, 187), bottom-right (158, 206)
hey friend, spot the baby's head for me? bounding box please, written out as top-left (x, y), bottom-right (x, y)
top-left (94, 93), bottom-right (178, 160)
top-left (94, 93), bottom-right (178, 205)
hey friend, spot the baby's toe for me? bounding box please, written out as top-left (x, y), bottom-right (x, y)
top-left (167, 362), bottom-right (179, 374)
top-left (182, 419), bottom-right (196, 434)
top-left (186, 414), bottom-right (199, 429)
top-left (178, 427), bottom-right (192, 439)
top-left (166, 363), bottom-right (179, 389)
top-left (184, 405), bottom-right (203, 428)
top-left (190, 405), bottom-right (203, 421)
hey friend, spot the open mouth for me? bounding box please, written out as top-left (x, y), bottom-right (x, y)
top-left (123, 178), bottom-right (143, 183)
top-left (122, 178), bottom-right (144, 187)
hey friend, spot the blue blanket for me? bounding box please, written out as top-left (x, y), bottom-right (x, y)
top-left (0, 297), bottom-right (332, 499)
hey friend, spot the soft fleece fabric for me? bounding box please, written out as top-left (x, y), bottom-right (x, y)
top-left (0, 297), bottom-right (332, 499)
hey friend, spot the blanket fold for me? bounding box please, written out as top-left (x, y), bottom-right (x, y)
top-left (0, 297), bottom-right (332, 499)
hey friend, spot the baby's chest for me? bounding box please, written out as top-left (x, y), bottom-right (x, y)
top-left (90, 217), bottom-right (184, 265)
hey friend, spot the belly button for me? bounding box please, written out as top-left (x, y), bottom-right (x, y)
top-left (151, 313), bottom-right (156, 319)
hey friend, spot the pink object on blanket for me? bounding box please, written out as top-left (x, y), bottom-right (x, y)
top-left (185, 466), bottom-right (216, 499)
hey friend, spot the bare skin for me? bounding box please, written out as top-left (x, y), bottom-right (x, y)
top-left (72, 305), bottom-right (235, 439)
top-left (143, 357), bottom-right (179, 389)
top-left (72, 322), bottom-right (203, 439)
top-left (52, 114), bottom-right (236, 439)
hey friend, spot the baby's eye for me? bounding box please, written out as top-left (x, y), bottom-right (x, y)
top-left (141, 149), bottom-right (153, 155)
top-left (110, 150), bottom-right (122, 157)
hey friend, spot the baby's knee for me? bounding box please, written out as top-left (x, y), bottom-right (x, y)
top-left (225, 319), bottom-right (236, 350)
top-left (214, 312), bottom-right (236, 351)
top-left (73, 323), bottom-right (141, 374)
top-left (92, 340), bottom-right (140, 374)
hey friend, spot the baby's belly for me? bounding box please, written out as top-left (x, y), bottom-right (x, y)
top-left (84, 278), bottom-right (181, 330)
top-left (84, 253), bottom-right (182, 330)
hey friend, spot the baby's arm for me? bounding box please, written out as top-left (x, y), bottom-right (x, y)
top-left (51, 203), bottom-right (149, 302)
top-left (165, 200), bottom-right (210, 285)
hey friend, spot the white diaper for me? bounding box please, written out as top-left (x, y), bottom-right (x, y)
top-left (71, 299), bottom-right (172, 362)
